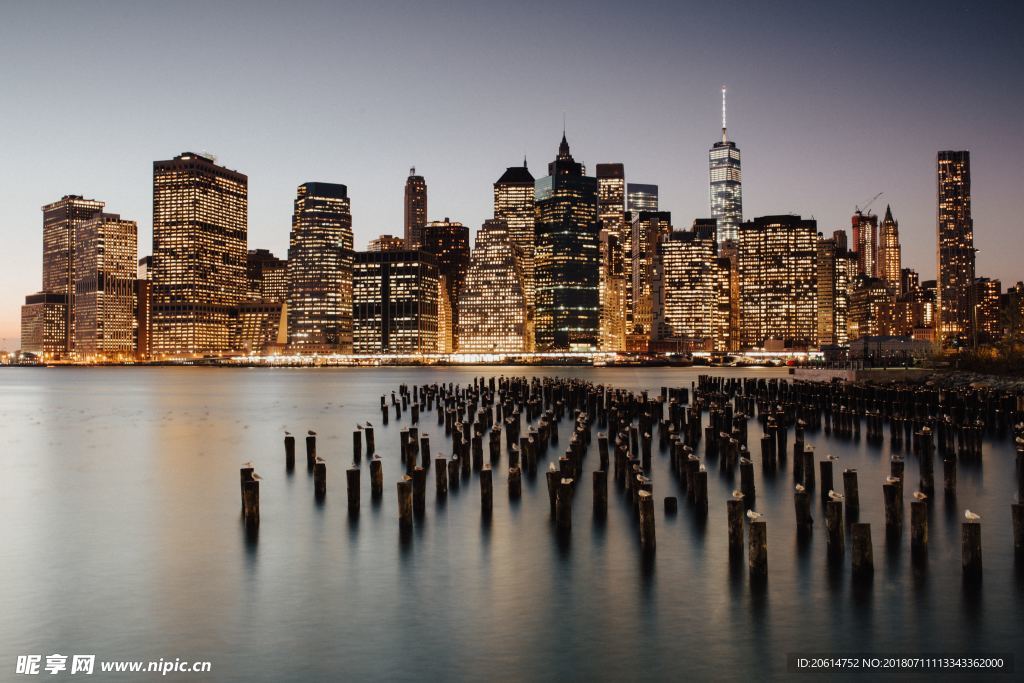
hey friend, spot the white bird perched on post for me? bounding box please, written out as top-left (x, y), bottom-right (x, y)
top-left (912, 491), bottom-right (928, 501)
top-left (732, 490), bottom-right (745, 500)
top-left (746, 510), bottom-right (763, 521)
top-left (828, 454), bottom-right (838, 462)
top-left (964, 510), bottom-right (981, 522)
top-left (795, 484), bottom-right (805, 493)
top-left (828, 490), bottom-right (844, 502)
top-left (251, 472), bottom-right (263, 481)
top-left (885, 476), bottom-right (900, 485)
top-left (699, 463), bottom-right (706, 472)
top-left (241, 461), bottom-right (253, 469)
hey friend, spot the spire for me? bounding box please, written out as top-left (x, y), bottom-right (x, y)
top-left (884, 204), bottom-right (894, 222)
top-left (558, 132), bottom-right (571, 160)
top-left (523, 155), bottom-right (528, 169)
top-left (409, 166), bottom-right (416, 176)
top-left (721, 85), bottom-right (728, 143)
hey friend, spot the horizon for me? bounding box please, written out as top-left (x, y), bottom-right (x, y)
top-left (2, 0), bottom-right (1022, 350)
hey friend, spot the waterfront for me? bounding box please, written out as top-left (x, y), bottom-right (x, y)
top-left (1, 367), bottom-right (1021, 681)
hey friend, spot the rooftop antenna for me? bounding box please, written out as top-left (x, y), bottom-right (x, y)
top-left (721, 86), bottom-right (728, 143)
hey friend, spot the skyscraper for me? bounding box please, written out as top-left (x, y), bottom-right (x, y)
top-left (457, 219), bottom-right (528, 353)
top-left (368, 234), bottom-right (406, 252)
top-left (709, 87), bottom-right (743, 244)
top-left (403, 168), bottom-right (427, 249)
top-left (353, 250), bottom-right (438, 354)
top-left (816, 230), bottom-right (855, 347)
top-left (628, 210), bottom-right (673, 343)
top-left (285, 182), bottom-right (354, 352)
top-left (652, 219), bottom-right (719, 350)
top-left (74, 213), bottom-right (137, 359)
top-left (533, 134), bottom-right (601, 351)
top-left (626, 183), bottom-right (658, 212)
top-left (20, 293), bottom-right (67, 360)
top-left (849, 276), bottom-right (895, 341)
top-left (851, 210), bottom-right (878, 278)
top-left (494, 160), bottom-right (536, 347)
top-left (739, 215), bottom-right (818, 349)
top-left (421, 218), bottom-right (470, 352)
top-left (597, 164), bottom-right (627, 352)
top-left (41, 195), bottom-right (105, 354)
top-left (936, 150), bottom-right (975, 345)
top-left (151, 152), bottom-right (247, 357)
top-left (877, 205), bottom-right (902, 291)
top-left (247, 249), bottom-right (287, 303)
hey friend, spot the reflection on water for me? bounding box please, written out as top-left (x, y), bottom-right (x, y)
top-left (0, 366), bottom-right (1020, 680)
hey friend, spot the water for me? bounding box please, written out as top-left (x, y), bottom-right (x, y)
top-left (0, 367), bottom-right (1021, 681)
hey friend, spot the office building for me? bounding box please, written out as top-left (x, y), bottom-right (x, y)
top-left (852, 210), bottom-right (878, 278)
top-left (74, 213), bottom-right (137, 359)
top-left (247, 249), bottom-right (287, 303)
top-left (936, 150), bottom-right (976, 344)
top-left (877, 205), bottom-right (902, 291)
top-left (421, 218), bottom-right (470, 351)
top-left (709, 87), bottom-right (743, 243)
top-left (457, 219), bottom-right (529, 353)
top-left (626, 183), bottom-right (658, 212)
top-left (404, 168), bottom-right (427, 249)
top-left (368, 234), bottom-right (406, 252)
top-left (353, 250), bottom-right (438, 354)
top-left (20, 293), bottom-right (67, 359)
top-left (652, 219), bottom-right (719, 351)
top-left (816, 230), bottom-right (855, 346)
top-left (494, 160), bottom-right (536, 341)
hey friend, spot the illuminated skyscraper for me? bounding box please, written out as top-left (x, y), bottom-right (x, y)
top-left (973, 277), bottom-right (1001, 341)
top-left (739, 215), bottom-right (818, 349)
top-left (404, 168), bottom-right (428, 249)
top-left (368, 234), bottom-right (406, 252)
top-left (151, 152), bottom-right (247, 357)
top-left (20, 293), bottom-right (67, 360)
top-left (286, 182), bottom-right (354, 352)
top-left (533, 134), bottom-right (601, 351)
top-left (422, 218), bottom-right (470, 351)
top-left (936, 150), bottom-right (975, 344)
top-left (718, 239), bottom-right (741, 351)
top-left (41, 194), bottom-right (105, 355)
top-left (597, 163), bottom-right (627, 351)
top-left (457, 219), bottom-right (528, 353)
top-left (852, 210), bottom-right (878, 278)
top-left (848, 276), bottom-right (895, 341)
top-left (494, 160), bottom-right (536, 340)
top-left (709, 87), bottom-right (743, 244)
top-left (652, 219), bottom-right (719, 350)
top-left (626, 183), bottom-right (658, 212)
top-left (353, 250), bottom-right (438, 354)
top-left (628, 210), bottom-right (673, 342)
top-left (816, 230), bottom-right (855, 346)
top-left (247, 249), bottom-right (287, 303)
top-left (74, 213), bottom-right (137, 359)
top-left (877, 205), bottom-right (902, 291)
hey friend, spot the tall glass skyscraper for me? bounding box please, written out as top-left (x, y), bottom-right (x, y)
top-left (626, 183), bottom-right (658, 212)
top-left (534, 134), bottom-right (601, 351)
top-left (285, 182), bottom-right (354, 352)
top-left (404, 168), bottom-right (427, 249)
top-left (936, 150), bottom-right (975, 345)
top-left (709, 87), bottom-right (743, 244)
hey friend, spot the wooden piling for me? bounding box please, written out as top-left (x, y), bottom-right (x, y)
top-left (284, 435), bottom-right (295, 471)
top-left (346, 467), bottom-right (360, 514)
top-left (851, 523), bottom-right (874, 579)
top-left (883, 480), bottom-right (900, 536)
top-left (546, 468), bottom-right (559, 516)
top-left (412, 467), bottom-right (426, 517)
top-left (843, 469), bottom-right (860, 518)
top-left (480, 466), bottom-right (493, 517)
top-left (825, 499), bottom-right (844, 557)
top-left (435, 456), bottom-right (448, 496)
top-left (748, 520), bottom-right (767, 582)
top-left (794, 485), bottom-right (812, 536)
top-left (664, 496), bottom-right (677, 514)
top-left (370, 456), bottom-right (383, 498)
top-left (397, 477), bottom-right (413, 530)
top-left (313, 458), bottom-right (327, 499)
top-left (911, 497), bottom-right (928, 556)
top-left (556, 477), bottom-right (574, 531)
top-left (353, 429), bottom-right (362, 462)
top-left (365, 425), bottom-right (375, 455)
top-left (447, 457), bottom-right (460, 491)
top-left (728, 497), bottom-right (745, 557)
top-left (593, 470), bottom-right (607, 516)
top-left (508, 466), bottom-right (522, 499)
top-left (740, 457), bottom-right (755, 499)
top-left (962, 519), bottom-right (982, 580)
top-left (639, 490), bottom-right (656, 552)
top-left (694, 468), bottom-right (708, 518)
top-left (306, 434), bottom-right (317, 471)
top-left (1012, 503), bottom-right (1023, 555)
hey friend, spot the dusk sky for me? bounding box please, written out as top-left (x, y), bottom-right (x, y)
top-left (1, 0), bottom-right (1022, 349)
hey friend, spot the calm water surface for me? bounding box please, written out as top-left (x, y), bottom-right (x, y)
top-left (1, 367), bottom-right (1021, 681)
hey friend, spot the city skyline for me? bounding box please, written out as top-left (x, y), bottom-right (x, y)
top-left (2, 0), bottom-right (1023, 348)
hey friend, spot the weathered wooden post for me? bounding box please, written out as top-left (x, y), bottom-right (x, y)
top-left (1013, 503), bottom-right (1023, 556)
top-left (883, 479), bottom-right (900, 537)
top-left (851, 523), bottom-right (874, 579)
top-left (639, 490), bottom-right (656, 553)
top-left (556, 477), bottom-right (574, 531)
top-left (911, 493), bottom-right (928, 557)
top-left (435, 456), bottom-right (448, 497)
top-left (447, 457), bottom-right (460, 491)
top-left (370, 456), bottom-right (383, 498)
top-left (346, 467), bottom-right (360, 514)
top-left (664, 496), bottom-right (678, 514)
top-left (353, 429), bottom-right (362, 463)
top-left (825, 497), bottom-right (844, 558)
top-left (480, 465), bottom-right (493, 518)
top-left (365, 424), bottom-right (375, 455)
top-left (412, 467), bottom-right (426, 517)
top-left (397, 477), bottom-right (413, 530)
top-left (962, 513), bottom-right (982, 580)
top-left (313, 457), bottom-right (327, 499)
top-left (728, 495), bottom-right (745, 558)
top-left (306, 433), bottom-right (317, 472)
top-left (819, 455), bottom-right (835, 501)
top-left (284, 434), bottom-right (295, 471)
top-left (943, 456), bottom-right (957, 495)
top-left (598, 433), bottom-right (609, 471)
top-left (740, 457), bottom-right (755, 499)
top-left (593, 470), bottom-right (607, 516)
top-left (794, 484), bottom-right (812, 537)
top-left (241, 466), bottom-right (259, 527)
top-left (802, 446), bottom-right (815, 490)
top-left (508, 466), bottom-right (522, 499)
top-left (749, 518), bottom-right (767, 582)
top-left (420, 434), bottom-right (431, 469)
top-left (694, 467), bottom-right (709, 518)
top-left (843, 469), bottom-right (860, 519)
top-left (546, 467), bottom-right (559, 516)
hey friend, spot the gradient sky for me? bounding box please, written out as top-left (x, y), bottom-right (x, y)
top-left (2, 0), bottom-right (1022, 349)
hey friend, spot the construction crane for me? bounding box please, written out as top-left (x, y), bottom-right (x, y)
top-left (855, 192), bottom-right (883, 215)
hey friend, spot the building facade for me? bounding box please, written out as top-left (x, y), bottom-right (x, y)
top-left (421, 218), bottom-right (470, 352)
top-left (368, 234), bottom-right (406, 252)
top-left (353, 250), bottom-right (438, 354)
top-left (852, 210), bottom-right (878, 278)
top-left (709, 88), bottom-right (742, 244)
top-left (247, 249), bottom-right (287, 303)
top-left (816, 230), bottom-right (855, 347)
top-left (597, 164), bottom-right (627, 352)
top-left (20, 293), bottom-right (67, 359)
top-left (877, 205), bottom-right (902, 291)
top-left (74, 213), bottom-right (137, 359)
top-left (457, 219), bottom-right (528, 353)
top-left (848, 276), bottom-right (895, 341)
top-left (494, 161), bottom-right (536, 345)
top-left (652, 220), bottom-right (719, 350)
top-left (151, 152), bottom-right (248, 357)
top-left (533, 135), bottom-right (601, 351)
top-left (936, 150), bottom-right (975, 345)
top-left (626, 183), bottom-right (658, 213)
top-left (403, 168), bottom-right (427, 249)
top-left (286, 182), bottom-right (354, 352)
top-left (738, 215), bottom-right (818, 349)
top-left (628, 211), bottom-right (673, 342)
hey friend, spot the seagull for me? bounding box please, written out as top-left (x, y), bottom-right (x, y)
top-left (912, 491), bottom-right (928, 501)
top-left (308, 430), bottom-right (317, 436)
top-left (885, 476), bottom-right (901, 485)
top-left (548, 463), bottom-right (556, 472)
top-left (746, 510), bottom-right (764, 521)
top-left (699, 463), bottom-right (707, 472)
top-left (732, 490), bottom-right (745, 499)
top-left (828, 454), bottom-right (838, 462)
top-left (284, 430), bottom-right (291, 436)
top-left (828, 490), bottom-right (844, 502)
top-left (251, 472), bottom-right (263, 481)
top-left (365, 422), bottom-right (373, 428)
top-left (241, 461), bottom-right (253, 469)
top-left (964, 510), bottom-right (981, 522)
top-left (795, 484), bottom-right (805, 493)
